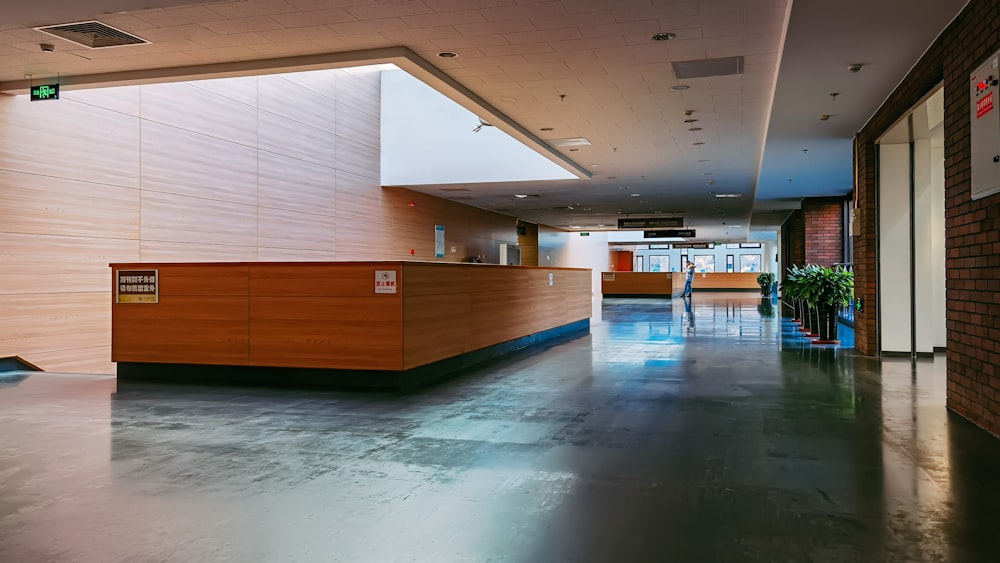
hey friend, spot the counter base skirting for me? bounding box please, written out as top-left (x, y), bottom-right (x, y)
top-left (116, 319), bottom-right (590, 391)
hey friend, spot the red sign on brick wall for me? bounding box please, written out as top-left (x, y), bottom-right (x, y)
top-left (977, 91), bottom-right (993, 118)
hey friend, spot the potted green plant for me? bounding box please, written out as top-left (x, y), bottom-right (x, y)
top-left (756, 272), bottom-right (775, 296)
top-left (797, 265), bottom-right (854, 342)
top-left (781, 264), bottom-right (813, 333)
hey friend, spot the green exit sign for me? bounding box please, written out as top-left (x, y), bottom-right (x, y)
top-left (30, 84), bottom-right (59, 101)
top-left (579, 232), bottom-right (590, 236)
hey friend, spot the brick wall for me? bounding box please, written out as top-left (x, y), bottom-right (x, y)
top-left (855, 0), bottom-right (1000, 437)
top-left (781, 198), bottom-right (843, 271)
top-left (803, 198), bottom-right (845, 266)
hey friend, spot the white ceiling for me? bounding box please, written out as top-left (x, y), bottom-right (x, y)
top-left (0, 0), bottom-right (972, 241)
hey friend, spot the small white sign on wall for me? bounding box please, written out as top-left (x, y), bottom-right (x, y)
top-left (375, 270), bottom-right (397, 294)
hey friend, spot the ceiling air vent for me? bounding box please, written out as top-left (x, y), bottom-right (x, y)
top-left (35, 21), bottom-right (149, 49)
top-left (672, 56), bottom-right (743, 79)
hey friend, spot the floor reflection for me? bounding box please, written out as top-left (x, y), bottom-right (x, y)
top-left (0, 295), bottom-right (998, 561)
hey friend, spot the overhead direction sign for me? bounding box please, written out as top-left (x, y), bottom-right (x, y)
top-left (644, 229), bottom-right (696, 238)
top-left (618, 217), bottom-right (684, 229)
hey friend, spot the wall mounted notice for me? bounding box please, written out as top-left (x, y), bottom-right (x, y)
top-left (116, 269), bottom-right (158, 303)
top-left (435, 225), bottom-right (445, 258)
top-left (375, 270), bottom-right (397, 294)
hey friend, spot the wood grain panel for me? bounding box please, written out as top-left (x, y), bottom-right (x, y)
top-left (335, 69), bottom-right (380, 117)
top-left (258, 206), bottom-right (337, 251)
top-left (113, 263), bottom-right (249, 296)
top-left (256, 247), bottom-right (338, 262)
top-left (141, 81), bottom-right (259, 147)
top-left (335, 136), bottom-right (379, 179)
top-left (0, 233), bottom-right (137, 295)
top-left (140, 190), bottom-right (258, 247)
top-left (334, 217), bottom-right (392, 255)
top-left (190, 75), bottom-right (260, 107)
top-left (335, 100), bottom-right (379, 149)
top-left (112, 296), bottom-right (249, 365)
top-left (258, 151), bottom-right (337, 215)
top-left (249, 296), bottom-right (402, 370)
top-left (0, 169), bottom-right (140, 239)
top-left (0, 292), bottom-right (110, 370)
top-left (518, 221), bottom-right (539, 266)
top-left (692, 272), bottom-right (759, 290)
top-left (35, 345), bottom-right (114, 375)
top-left (279, 70), bottom-right (337, 99)
top-left (0, 96), bottom-right (140, 187)
top-left (140, 120), bottom-right (259, 205)
top-left (259, 110), bottom-right (337, 166)
top-left (601, 272), bottom-right (676, 295)
top-left (259, 75), bottom-right (338, 133)
top-left (250, 263), bottom-right (396, 296)
top-left (401, 263), bottom-right (591, 369)
top-left (62, 86), bottom-right (140, 116)
top-left (111, 264), bottom-right (249, 365)
top-left (335, 170), bottom-right (384, 222)
top-left (140, 240), bottom-right (259, 262)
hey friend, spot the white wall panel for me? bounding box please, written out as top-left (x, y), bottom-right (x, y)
top-left (879, 142), bottom-right (912, 353)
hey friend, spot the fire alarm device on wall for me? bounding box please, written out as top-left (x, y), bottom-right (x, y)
top-left (970, 50), bottom-right (1000, 200)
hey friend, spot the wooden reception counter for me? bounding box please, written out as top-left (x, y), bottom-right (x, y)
top-left (601, 271), bottom-right (760, 296)
top-left (111, 261), bottom-right (591, 387)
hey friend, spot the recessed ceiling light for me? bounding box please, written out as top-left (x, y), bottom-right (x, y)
top-left (651, 32), bottom-right (677, 41)
top-left (715, 193), bottom-right (742, 198)
top-left (569, 148), bottom-right (579, 152)
top-left (670, 85), bottom-right (690, 91)
top-left (630, 193), bottom-right (641, 197)
top-left (692, 141), bottom-right (705, 145)
top-left (703, 172), bottom-right (713, 175)
top-left (549, 137), bottom-right (591, 147)
top-left (688, 127), bottom-right (703, 131)
top-left (591, 164), bottom-right (600, 167)
top-left (540, 127), bottom-right (554, 131)
top-left (514, 194), bottom-right (528, 198)
top-left (500, 96), bottom-right (517, 103)
top-left (684, 118), bottom-right (699, 123)
top-left (819, 114), bottom-right (831, 121)
top-left (437, 51), bottom-right (458, 58)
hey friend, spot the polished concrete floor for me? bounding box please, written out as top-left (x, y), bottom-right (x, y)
top-left (2, 294), bottom-right (999, 562)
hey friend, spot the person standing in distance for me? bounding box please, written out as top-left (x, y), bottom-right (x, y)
top-left (684, 260), bottom-right (695, 296)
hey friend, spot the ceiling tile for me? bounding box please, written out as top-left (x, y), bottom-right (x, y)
top-left (199, 16), bottom-right (286, 36)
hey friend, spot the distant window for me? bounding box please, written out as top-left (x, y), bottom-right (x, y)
top-left (693, 255), bottom-right (714, 272)
top-left (740, 254), bottom-right (762, 272)
top-left (649, 255), bottom-right (669, 272)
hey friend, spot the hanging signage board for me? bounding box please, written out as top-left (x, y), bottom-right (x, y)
top-left (644, 229), bottom-right (696, 238)
top-left (618, 217), bottom-right (684, 229)
top-left (116, 269), bottom-right (158, 303)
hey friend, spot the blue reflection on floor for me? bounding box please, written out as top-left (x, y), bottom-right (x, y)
top-left (600, 294), bottom-right (854, 358)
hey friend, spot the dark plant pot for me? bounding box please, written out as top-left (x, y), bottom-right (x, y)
top-left (759, 285), bottom-right (772, 297)
top-left (815, 304), bottom-right (840, 343)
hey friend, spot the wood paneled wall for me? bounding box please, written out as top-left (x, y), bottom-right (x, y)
top-left (1, 68), bottom-right (519, 374)
top-left (517, 221), bottom-right (539, 266)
